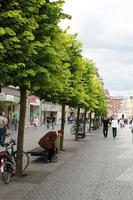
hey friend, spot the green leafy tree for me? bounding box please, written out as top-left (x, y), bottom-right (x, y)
top-left (93, 80), bottom-right (108, 117)
top-left (33, 29), bottom-right (72, 150)
top-left (0, 0), bottom-right (70, 176)
top-left (80, 59), bottom-right (97, 133)
top-left (79, 58), bottom-right (107, 132)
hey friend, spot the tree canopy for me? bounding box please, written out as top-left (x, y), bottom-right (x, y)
top-left (0, 0), bottom-right (108, 174)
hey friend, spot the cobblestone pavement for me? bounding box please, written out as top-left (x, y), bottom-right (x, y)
top-left (1, 125), bottom-right (133, 200)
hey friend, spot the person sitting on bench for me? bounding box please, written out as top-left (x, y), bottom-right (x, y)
top-left (38, 130), bottom-right (63, 162)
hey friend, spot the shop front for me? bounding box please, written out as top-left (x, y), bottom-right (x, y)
top-left (42, 102), bottom-right (62, 125)
top-left (27, 97), bottom-right (41, 126)
top-left (0, 93), bottom-right (20, 127)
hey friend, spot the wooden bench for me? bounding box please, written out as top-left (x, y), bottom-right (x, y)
top-left (27, 147), bottom-right (49, 163)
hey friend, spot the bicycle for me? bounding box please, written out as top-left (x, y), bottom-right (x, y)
top-left (0, 138), bottom-right (29, 184)
top-left (6, 139), bottom-right (29, 171)
top-left (0, 150), bottom-right (14, 184)
top-left (70, 123), bottom-right (89, 135)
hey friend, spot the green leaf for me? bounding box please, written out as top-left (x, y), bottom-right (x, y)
top-left (0, 27), bottom-right (5, 35)
top-left (5, 28), bottom-right (16, 36)
top-left (0, 43), bottom-right (4, 49)
top-left (22, 31), bottom-right (35, 41)
top-left (27, 69), bottom-right (36, 76)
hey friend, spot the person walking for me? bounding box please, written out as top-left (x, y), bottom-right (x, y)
top-left (12, 114), bottom-right (18, 131)
top-left (129, 118), bottom-right (133, 134)
top-left (119, 118), bottom-right (124, 128)
top-left (52, 116), bottom-right (55, 129)
top-left (111, 117), bottom-right (118, 138)
top-left (33, 116), bottom-right (39, 130)
top-left (46, 117), bottom-right (50, 129)
top-left (0, 112), bottom-right (8, 146)
top-left (102, 117), bottom-right (109, 138)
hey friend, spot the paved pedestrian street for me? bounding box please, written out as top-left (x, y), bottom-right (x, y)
top-left (1, 126), bottom-right (133, 200)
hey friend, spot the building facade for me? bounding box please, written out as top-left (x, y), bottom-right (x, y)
top-left (111, 96), bottom-right (123, 116)
top-left (0, 87), bottom-right (64, 128)
top-left (121, 95), bottom-right (133, 119)
top-left (104, 89), bottom-right (112, 116)
top-left (0, 86), bottom-right (20, 127)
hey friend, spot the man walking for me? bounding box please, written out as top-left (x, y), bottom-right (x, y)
top-left (52, 116), bottom-right (55, 130)
top-left (0, 112), bottom-right (8, 146)
top-left (111, 117), bottom-right (118, 138)
top-left (12, 114), bottom-right (18, 131)
top-left (102, 117), bottom-right (109, 138)
top-left (46, 116), bottom-right (50, 129)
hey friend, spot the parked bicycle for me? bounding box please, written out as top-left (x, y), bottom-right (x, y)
top-left (70, 123), bottom-right (89, 135)
top-left (0, 147), bottom-right (15, 184)
top-left (0, 138), bottom-right (29, 184)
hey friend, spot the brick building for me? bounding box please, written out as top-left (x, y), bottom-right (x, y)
top-left (111, 96), bottom-right (123, 115)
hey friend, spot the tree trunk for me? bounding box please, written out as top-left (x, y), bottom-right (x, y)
top-left (89, 112), bottom-right (92, 133)
top-left (16, 88), bottom-right (26, 176)
top-left (75, 107), bottom-right (80, 141)
top-left (83, 108), bottom-right (87, 134)
top-left (60, 104), bottom-right (65, 151)
top-left (10, 102), bottom-right (13, 129)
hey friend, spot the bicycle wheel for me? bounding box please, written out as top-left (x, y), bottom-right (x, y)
top-left (1, 161), bottom-right (12, 184)
top-left (13, 151), bottom-right (29, 172)
top-left (70, 126), bottom-right (76, 135)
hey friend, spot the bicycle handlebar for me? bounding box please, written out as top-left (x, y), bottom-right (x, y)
top-left (9, 139), bottom-right (16, 145)
top-left (4, 139), bottom-right (16, 148)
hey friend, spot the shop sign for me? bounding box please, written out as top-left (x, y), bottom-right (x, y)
top-left (28, 98), bottom-right (36, 103)
top-left (6, 95), bottom-right (14, 102)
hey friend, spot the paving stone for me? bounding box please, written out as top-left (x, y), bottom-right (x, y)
top-left (1, 126), bottom-right (133, 200)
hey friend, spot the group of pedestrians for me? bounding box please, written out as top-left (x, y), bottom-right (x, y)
top-left (46, 116), bottom-right (56, 129)
top-left (102, 116), bottom-right (119, 138)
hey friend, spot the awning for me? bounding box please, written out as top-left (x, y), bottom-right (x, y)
top-left (0, 93), bottom-right (20, 103)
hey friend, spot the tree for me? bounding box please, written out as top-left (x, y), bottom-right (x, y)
top-left (31, 29), bottom-right (73, 148)
top-left (78, 58), bottom-right (107, 132)
top-left (93, 80), bottom-right (107, 118)
top-left (0, 0), bottom-right (70, 176)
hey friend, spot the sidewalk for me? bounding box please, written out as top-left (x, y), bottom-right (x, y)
top-left (0, 123), bottom-right (94, 199)
top-left (1, 126), bottom-right (133, 200)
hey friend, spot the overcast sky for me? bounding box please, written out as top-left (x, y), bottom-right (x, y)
top-left (60, 0), bottom-right (133, 96)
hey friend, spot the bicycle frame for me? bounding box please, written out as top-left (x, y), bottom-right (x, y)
top-left (4, 140), bottom-right (16, 166)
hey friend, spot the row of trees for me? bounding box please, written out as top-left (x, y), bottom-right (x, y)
top-left (0, 0), bottom-right (107, 176)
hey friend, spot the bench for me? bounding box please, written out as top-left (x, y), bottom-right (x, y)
top-left (27, 147), bottom-right (49, 163)
top-left (78, 131), bottom-right (85, 139)
top-left (91, 124), bottom-right (100, 130)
